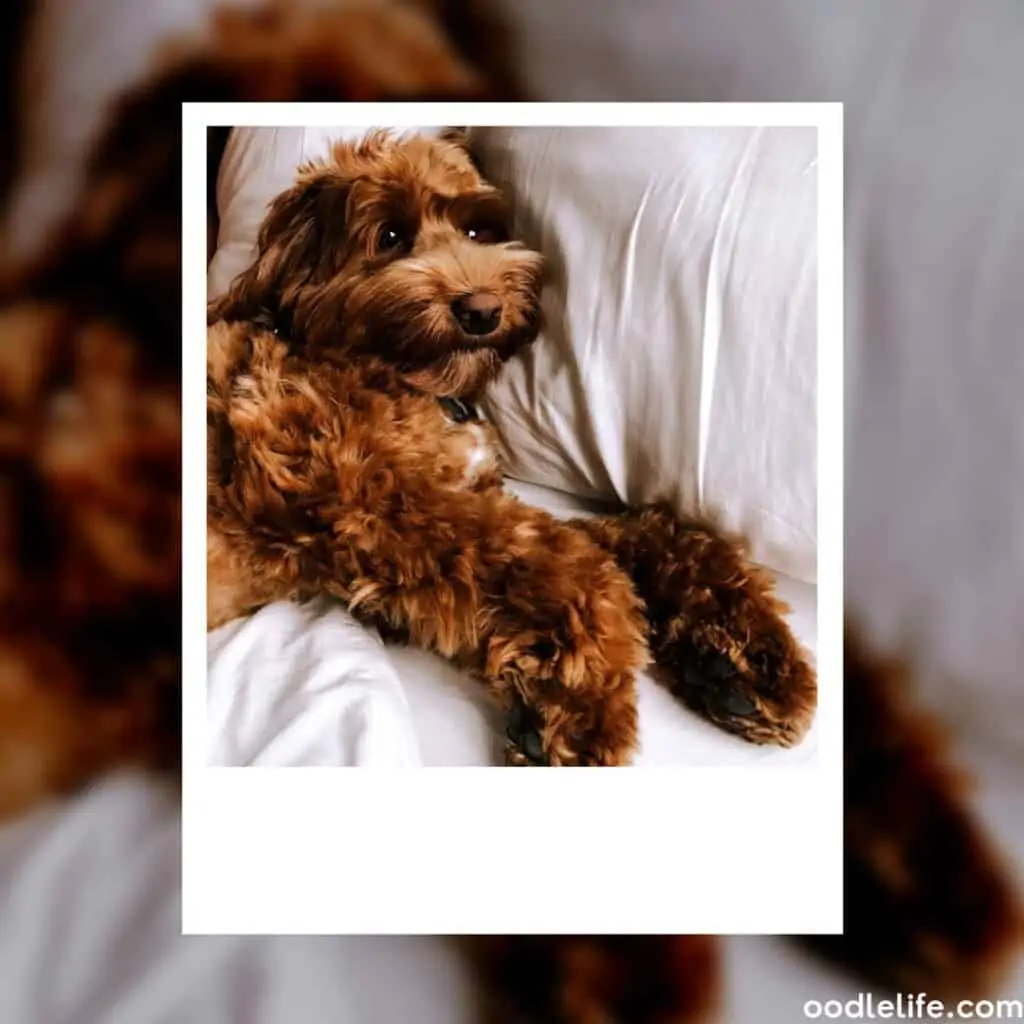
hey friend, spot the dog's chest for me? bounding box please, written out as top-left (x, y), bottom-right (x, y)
top-left (437, 398), bottom-right (501, 487)
top-left (389, 395), bottom-right (501, 489)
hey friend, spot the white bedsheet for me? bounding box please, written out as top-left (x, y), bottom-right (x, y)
top-left (207, 478), bottom-right (818, 769)
top-left (208, 598), bottom-right (422, 767)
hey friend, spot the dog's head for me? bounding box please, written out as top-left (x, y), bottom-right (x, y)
top-left (214, 130), bottom-right (544, 396)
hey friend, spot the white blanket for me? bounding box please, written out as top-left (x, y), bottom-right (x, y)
top-left (208, 598), bottom-right (422, 767)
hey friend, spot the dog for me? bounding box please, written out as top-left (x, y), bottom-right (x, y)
top-left (206, 128), bottom-right (817, 766)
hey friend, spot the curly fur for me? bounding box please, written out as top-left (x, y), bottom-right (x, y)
top-left (207, 131), bottom-right (818, 766)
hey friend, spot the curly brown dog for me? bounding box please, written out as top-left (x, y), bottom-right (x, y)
top-left (206, 129), bottom-right (817, 766)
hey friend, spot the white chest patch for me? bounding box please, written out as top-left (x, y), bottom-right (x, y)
top-left (463, 423), bottom-right (497, 485)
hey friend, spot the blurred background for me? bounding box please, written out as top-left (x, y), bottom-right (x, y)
top-left (1, 1), bottom-right (1021, 1021)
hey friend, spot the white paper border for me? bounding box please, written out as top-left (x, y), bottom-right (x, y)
top-left (182, 102), bottom-right (844, 935)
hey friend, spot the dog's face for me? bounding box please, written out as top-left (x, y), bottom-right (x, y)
top-left (218, 130), bottom-right (544, 396)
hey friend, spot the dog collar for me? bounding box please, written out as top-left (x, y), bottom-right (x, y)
top-left (252, 308), bottom-right (282, 337)
top-left (437, 396), bottom-right (480, 423)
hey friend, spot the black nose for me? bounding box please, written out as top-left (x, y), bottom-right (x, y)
top-left (451, 293), bottom-right (502, 336)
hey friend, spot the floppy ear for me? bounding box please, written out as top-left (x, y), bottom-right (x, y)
top-left (208, 172), bottom-right (349, 325)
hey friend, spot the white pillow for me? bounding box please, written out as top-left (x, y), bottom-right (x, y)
top-left (209, 125), bottom-right (817, 584)
top-left (472, 127), bottom-right (817, 584)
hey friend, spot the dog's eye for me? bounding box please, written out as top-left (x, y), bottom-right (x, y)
top-left (379, 224), bottom-right (410, 252)
top-left (465, 224), bottom-right (505, 245)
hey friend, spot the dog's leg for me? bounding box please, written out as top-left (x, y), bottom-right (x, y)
top-left (439, 504), bottom-right (647, 766)
top-left (575, 503), bottom-right (816, 746)
top-left (298, 491), bottom-right (645, 765)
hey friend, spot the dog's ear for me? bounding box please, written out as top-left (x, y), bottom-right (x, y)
top-left (209, 171), bottom-right (349, 325)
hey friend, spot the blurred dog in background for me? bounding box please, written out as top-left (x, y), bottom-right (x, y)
top-left (0, 1), bottom-right (1020, 1022)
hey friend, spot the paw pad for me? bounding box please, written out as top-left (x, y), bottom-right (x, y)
top-left (719, 683), bottom-right (758, 717)
top-left (505, 700), bottom-right (550, 766)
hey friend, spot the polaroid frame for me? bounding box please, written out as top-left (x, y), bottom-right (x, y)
top-left (182, 101), bottom-right (844, 935)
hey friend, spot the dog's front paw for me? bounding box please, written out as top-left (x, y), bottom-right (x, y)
top-left (500, 685), bottom-right (638, 767)
top-left (484, 528), bottom-right (649, 766)
top-left (504, 699), bottom-right (550, 766)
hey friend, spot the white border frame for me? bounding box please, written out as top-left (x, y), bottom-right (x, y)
top-left (183, 102), bottom-right (843, 935)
